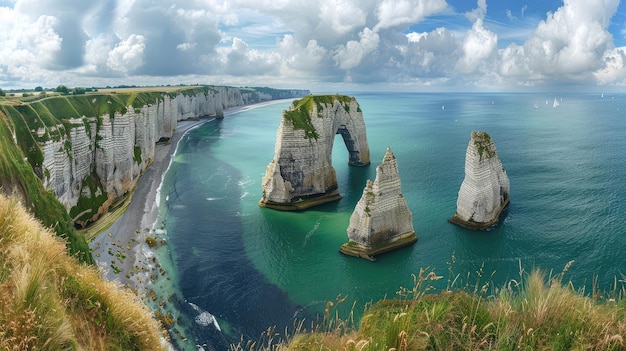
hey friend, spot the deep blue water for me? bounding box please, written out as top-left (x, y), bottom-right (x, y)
top-left (151, 92), bottom-right (626, 350)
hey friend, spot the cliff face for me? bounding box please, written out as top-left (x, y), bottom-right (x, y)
top-left (24, 86), bottom-right (309, 227)
top-left (340, 147), bottom-right (417, 260)
top-left (259, 95), bottom-right (370, 210)
top-left (450, 131), bottom-right (510, 229)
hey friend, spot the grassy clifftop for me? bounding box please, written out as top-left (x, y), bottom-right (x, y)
top-left (0, 193), bottom-right (165, 350)
top-left (0, 111), bottom-right (93, 264)
top-left (241, 267), bottom-right (626, 351)
top-left (0, 86), bottom-right (221, 264)
top-left (283, 94), bottom-right (360, 140)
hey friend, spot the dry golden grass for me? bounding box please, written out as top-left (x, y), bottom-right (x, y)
top-left (0, 193), bottom-right (166, 350)
top-left (260, 265), bottom-right (626, 351)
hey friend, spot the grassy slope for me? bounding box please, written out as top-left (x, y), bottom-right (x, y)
top-left (264, 267), bottom-right (626, 351)
top-left (0, 87), bottom-right (209, 264)
top-left (0, 193), bottom-right (165, 350)
top-left (0, 110), bottom-right (94, 264)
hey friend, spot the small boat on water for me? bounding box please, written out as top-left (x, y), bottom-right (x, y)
top-left (553, 98), bottom-right (560, 108)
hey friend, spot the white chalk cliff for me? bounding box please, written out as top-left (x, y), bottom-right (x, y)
top-left (259, 95), bottom-right (370, 210)
top-left (340, 147), bottom-right (417, 260)
top-left (34, 86), bottom-right (308, 227)
top-left (450, 131), bottom-right (510, 229)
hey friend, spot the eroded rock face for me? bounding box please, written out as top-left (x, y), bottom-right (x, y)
top-left (39, 87), bottom-right (309, 227)
top-left (450, 131), bottom-right (510, 229)
top-left (340, 147), bottom-right (417, 260)
top-left (259, 95), bottom-right (370, 210)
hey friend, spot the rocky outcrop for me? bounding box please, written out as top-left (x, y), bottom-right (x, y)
top-left (259, 95), bottom-right (370, 210)
top-left (449, 131), bottom-right (510, 229)
top-left (340, 148), bottom-right (417, 260)
top-left (34, 86), bottom-right (309, 227)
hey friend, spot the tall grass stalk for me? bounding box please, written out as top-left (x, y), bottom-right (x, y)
top-left (257, 260), bottom-right (626, 351)
top-left (0, 194), bottom-right (166, 350)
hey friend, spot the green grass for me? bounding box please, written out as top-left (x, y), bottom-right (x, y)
top-left (0, 112), bottom-right (93, 264)
top-left (243, 263), bottom-right (626, 351)
top-left (472, 131), bottom-right (496, 160)
top-left (283, 95), bottom-right (358, 140)
top-left (69, 172), bottom-right (109, 228)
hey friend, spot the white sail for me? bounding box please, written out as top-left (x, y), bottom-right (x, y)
top-left (553, 98), bottom-right (560, 108)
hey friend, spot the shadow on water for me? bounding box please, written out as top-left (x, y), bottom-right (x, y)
top-left (162, 119), bottom-right (306, 350)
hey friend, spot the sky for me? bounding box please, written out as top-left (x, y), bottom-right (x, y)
top-left (1, 0), bottom-right (626, 91)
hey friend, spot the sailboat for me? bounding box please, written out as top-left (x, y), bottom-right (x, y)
top-left (552, 98), bottom-right (560, 109)
top-left (534, 102), bottom-right (539, 109)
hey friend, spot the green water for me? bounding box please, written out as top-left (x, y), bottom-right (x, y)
top-left (154, 92), bottom-right (626, 350)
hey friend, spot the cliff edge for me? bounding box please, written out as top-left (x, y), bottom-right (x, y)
top-left (259, 95), bottom-right (370, 210)
top-left (450, 131), bottom-right (510, 229)
top-left (0, 85), bottom-right (309, 234)
top-left (340, 147), bottom-right (417, 260)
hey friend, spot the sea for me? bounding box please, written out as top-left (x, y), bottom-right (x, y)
top-left (146, 92), bottom-right (626, 350)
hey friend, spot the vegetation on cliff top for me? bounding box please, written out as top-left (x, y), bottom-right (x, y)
top-left (472, 131), bottom-right (496, 160)
top-left (237, 263), bottom-right (626, 351)
top-left (0, 194), bottom-right (165, 350)
top-left (0, 86), bottom-right (205, 264)
top-left (0, 111), bottom-right (93, 264)
top-left (283, 94), bottom-right (359, 140)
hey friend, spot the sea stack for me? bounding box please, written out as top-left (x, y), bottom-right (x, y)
top-left (450, 131), bottom-right (510, 229)
top-left (340, 147), bottom-right (417, 260)
top-left (259, 95), bottom-right (370, 210)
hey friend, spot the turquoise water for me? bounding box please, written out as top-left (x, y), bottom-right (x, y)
top-left (155, 93), bottom-right (626, 350)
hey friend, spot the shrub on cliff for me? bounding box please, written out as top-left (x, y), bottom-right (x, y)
top-left (0, 194), bottom-right (166, 350)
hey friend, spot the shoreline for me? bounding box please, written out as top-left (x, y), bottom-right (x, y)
top-left (89, 99), bottom-right (293, 293)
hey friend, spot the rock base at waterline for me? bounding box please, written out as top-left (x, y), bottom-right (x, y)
top-left (448, 198), bottom-right (510, 230)
top-left (339, 232), bottom-right (417, 261)
top-left (258, 192), bottom-right (342, 211)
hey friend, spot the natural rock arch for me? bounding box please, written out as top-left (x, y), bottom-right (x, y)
top-left (259, 95), bottom-right (370, 210)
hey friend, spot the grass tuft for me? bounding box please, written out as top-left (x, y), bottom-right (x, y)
top-left (0, 193), bottom-right (166, 350)
top-left (256, 263), bottom-right (626, 351)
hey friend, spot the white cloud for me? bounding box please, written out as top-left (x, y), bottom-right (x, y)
top-left (319, 0), bottom-right (366, 36)
top-left (220, 37), bottom-right (281, 76)
top-left (374, 0), bottom-right (447, 32)
top-left (456, 18), bottom-right (498, 73)
top-left (1, 0), bottom-right (626, 89)
top-left (465, 0), bottom-right (487, 22)
top-left (107, 34), bottom-right (146, 73)
top-left (523, 0), bottom-right (618, 79)
top-left (594, 47), bottom-right (626, 84)
top-left (277, 34), bottom-right (327, 72)
top-left (333, 28), bottom-right (380, 70)
top-left (177, 43), bottom-right (197, 51)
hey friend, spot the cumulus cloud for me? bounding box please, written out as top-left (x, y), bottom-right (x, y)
top-left (594, 48), bottom-right (626, 84)
top-left (277, 35), bottom-right (328, 73)
top-left (319, 0), bottom-right (366, 36)
top-left (334, 28), bottom-right (380, 70)
top-left (374, 0), bottom-right (447, 32)
top-left (0, 6), bottom-right (61, 83)
top-left (455, 1), bottom-right (497, 75)
top-left (465, 0), bottom-right (487, 22)
top-left (220, 37), bottom-right (280, 76)
top-left (2, 0), bottom-right (626, 89)
top-left (403, 27), bottom-right (459, 77)
top-left (107, 35), bottom-right (146, 74)
top-left (495, 0), bottom-right (620, 84)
